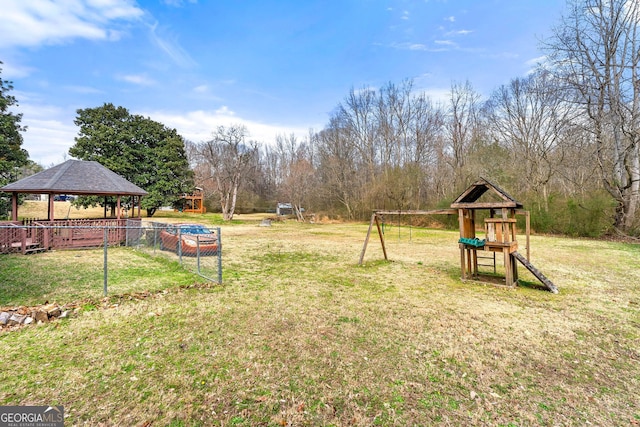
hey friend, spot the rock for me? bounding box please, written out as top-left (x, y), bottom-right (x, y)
top-left (34, 310), bottom-right (49, 323)
top-left (8, 313), bottom-right (26, 325)
top-left (59, 310), bottom-right (70, 319)
top-left (470, 391), bottom-right (477, 400)
top-left (0, 312), bottom-right (9, 325)
top-left (23, 316), bottom-right (34, 325)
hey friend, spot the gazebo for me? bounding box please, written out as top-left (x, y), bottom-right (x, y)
top-left (0, 160), bottom-right (148, 253)
top-left (1, 159), bottom-right (147, 221)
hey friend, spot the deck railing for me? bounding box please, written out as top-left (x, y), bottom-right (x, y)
top-left (0, 218), bottom-right (142, 253)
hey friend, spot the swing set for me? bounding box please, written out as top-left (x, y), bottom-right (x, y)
top-left (358, 178), bottom-right (558, 293)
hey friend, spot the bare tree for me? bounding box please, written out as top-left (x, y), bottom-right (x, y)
top-left (315, 118), bottom-right (360, 219)
top-left (272, 133), bottom-right (315, 221)
top-left (443, 80), bottom-right (484, 191)
top-left (485, 69), bottom-right (579, 211)
top-left (198, 124), bottom-right (257, 220)
top-left (338, 87), bottom-right (379, 182)
top-left (543, 0), bottom-right (640, 232)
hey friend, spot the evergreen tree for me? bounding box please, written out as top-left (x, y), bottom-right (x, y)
top-left (0, 61), bottom-right (29, 218)
top-left (70, 103), bottom-right (193, 216)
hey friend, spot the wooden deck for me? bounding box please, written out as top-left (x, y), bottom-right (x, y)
top-left (0, 218), bottom-right (143, 254)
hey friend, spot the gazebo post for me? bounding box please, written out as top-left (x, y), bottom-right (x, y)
top-left (48, 194), bottom-right (55, 221)
top-left (117, 195), bottom-right (121, 220)
top-left (11, 193), bottom-right (18, 221)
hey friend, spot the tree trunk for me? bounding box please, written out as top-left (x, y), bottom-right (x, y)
top-left (227, 176), bottom-right (240, 221)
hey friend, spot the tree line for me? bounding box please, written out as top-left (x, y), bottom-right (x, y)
top-left (2, 0), bottom-right (638, 237)
top-left (190, 0), bottom-right (640, 237)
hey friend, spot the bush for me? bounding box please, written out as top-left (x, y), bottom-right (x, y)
top-left (526, 191), bottom-right (615, 237)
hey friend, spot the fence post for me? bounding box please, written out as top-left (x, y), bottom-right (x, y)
top-left (178, 227), bottom-right (182, 264)
top-left (103, 226), bottom-right (108, 296)
top-left (196, 236), bottom-right (201, 274)
top-left (217, 227), bottom-right (222, 284)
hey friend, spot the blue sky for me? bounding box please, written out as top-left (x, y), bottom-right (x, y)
top-left (0, 0), bottom-right (566, 166)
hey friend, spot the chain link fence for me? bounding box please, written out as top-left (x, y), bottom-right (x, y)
top-left (0, 220), bottom-right (222, 297)
top-left (135, 221), bottom-right (222, 284)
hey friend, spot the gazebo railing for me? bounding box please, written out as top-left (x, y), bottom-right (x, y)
top-left (0, 221), bottom-right (46, 254)
top-left (0, 218), bottom-right (143, 253)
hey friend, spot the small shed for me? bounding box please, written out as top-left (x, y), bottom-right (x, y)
top-left (276, 202), bottom-right (294, 216)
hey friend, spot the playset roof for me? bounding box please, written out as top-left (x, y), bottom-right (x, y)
top-left (450, 177), bottom-right (522, 209)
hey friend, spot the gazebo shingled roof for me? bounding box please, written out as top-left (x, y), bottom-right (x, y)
top-left (1, 159), bottom-right (147, 196)
top-left (1, 159), bottom-right (147, 221)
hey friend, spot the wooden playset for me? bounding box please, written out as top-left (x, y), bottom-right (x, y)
top-left (359, 178), bottom-right (558, 293)
top-left (178, 187), bottom-right (206, 214)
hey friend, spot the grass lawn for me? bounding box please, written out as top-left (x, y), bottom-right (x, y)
top-left (0, 216), bottom-right (639, 426)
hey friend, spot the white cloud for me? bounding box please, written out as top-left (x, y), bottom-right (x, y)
top-left (147, 21), bottom-right (196, 68)
top-left (63, 85), bottom-right (104, 94)
top-left (387, 42), bottom-right (449, 52)
top-left (16, 103), bottom-right (78, 166)
top-left (117, 74), bottom-right (156, 86)
top-left (445, 16), bottom-right (455, 22)
top-left (214, 106), bottom-right (234, 115)
top-left (401, 10), bottom-right (410, 20)
top-left (143, 109), bottom-right (311, 145)
top-left (17, 101), bottom-right (313, 166)
top-left (0, 61), bottom-right (35, 79)
top-left (525, 55), bottom-right (547, 68)
top-left (411, 75), bottom-right (452, 104)
top-left (446, 29), bottom-right (473, 36)
top-left (0, 0), bottom-right (144, 49)
top-left (162, 0), bottom-right (198, 7)
top-left (434, 40), bottom-right (457, 47)
top-left (23, 118), bottom-right (79, 167)
top-left (193, 84), bottom-right (209, 94)
top-left (420, 87), bottom-right (452, 104)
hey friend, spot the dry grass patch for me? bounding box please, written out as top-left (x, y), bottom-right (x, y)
top-left (0, 221), bottom-right (639, 426)
top-left (17, 200), bottom-right (109, 219)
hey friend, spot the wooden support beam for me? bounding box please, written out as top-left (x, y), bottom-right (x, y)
top-left (458, 209), bottom-right (465, 238)
top-left (374, 209), bottom-right (457, 216)
top-left (358, 213), bottom-right (376, 265)
top-left (472, 249), bottom-right (478, 277)
top-left (504, 247), bottom-right (512, 286)
top-left (11, 193), bottom-right (18, 221)
top-left (459, 244), bottom-right (466, 280)
top-left (375, 214), bottom-right (388, 261)
top-left (48, 194), bottom-right (54, 221)
top-left (525, 210), bottom-right (530, 261)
